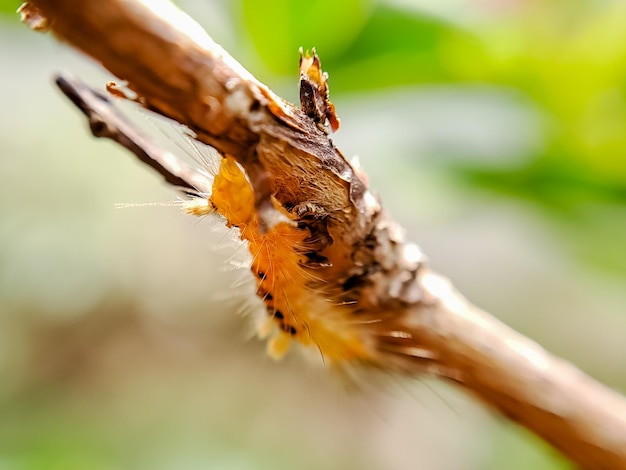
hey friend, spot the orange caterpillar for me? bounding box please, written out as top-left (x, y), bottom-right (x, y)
top-left (188, 155), bottom-right (370, 364)
top-left (183, 50), bottom-right (381, 366)
top-left (96, 48), bottom-right (380, 366)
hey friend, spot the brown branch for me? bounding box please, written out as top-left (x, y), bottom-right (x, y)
top-left (21, 1), bottom-right (626, 468)
top-left (55, 73), bottom-right (211, 194)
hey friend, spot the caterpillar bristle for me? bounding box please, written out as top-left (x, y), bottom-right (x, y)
top-left (182, 198), bottom-right (216, 217)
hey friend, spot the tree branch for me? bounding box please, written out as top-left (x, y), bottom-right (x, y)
top-left (55, 73), bottom-right (210, 194)
top-left (21, 1), bottom-right (626, 468)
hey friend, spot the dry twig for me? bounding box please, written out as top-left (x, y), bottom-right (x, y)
top-left (20, 1), bottom-right (626, 468)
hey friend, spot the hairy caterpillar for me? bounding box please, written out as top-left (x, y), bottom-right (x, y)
top-left (182, 50), bottom-right (386, 365)
top-left (186, 154), bottom-right (370, 363)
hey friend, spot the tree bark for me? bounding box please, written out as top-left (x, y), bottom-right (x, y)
top-left (20, 1), bottom-right (626, 468)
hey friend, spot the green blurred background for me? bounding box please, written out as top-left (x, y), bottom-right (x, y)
top-left (1, 0), bottom-right (625, 468)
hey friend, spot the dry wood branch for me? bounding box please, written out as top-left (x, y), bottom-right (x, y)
top-left (22, 1), bottom-right (626, 468)
top-left (55, 73), bottom-right (210, 194)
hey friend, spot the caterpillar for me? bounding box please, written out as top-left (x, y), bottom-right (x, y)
top-left (190, 155), bottom-right (368, 363)
top-left (176, 49), bottom-right (425, 372)
top-left (182, 50), bottom-right (378, 365)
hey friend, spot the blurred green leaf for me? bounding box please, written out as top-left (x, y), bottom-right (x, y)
top-left (0, 0), bottom-right (20, 17)
top-left (240, 1), bottom-right (487, 92)
top-left (239, 0), bottom-right (373, 73)
top-left (323, 5), bottom-right (487, 92)
top-left (476, 2), bottom-right (626, 186)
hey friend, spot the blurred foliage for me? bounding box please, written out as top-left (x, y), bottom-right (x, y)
top-left (240, 0), bottom-right (483, 90)
top-left (0, 0), bottom-right (19, 16)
